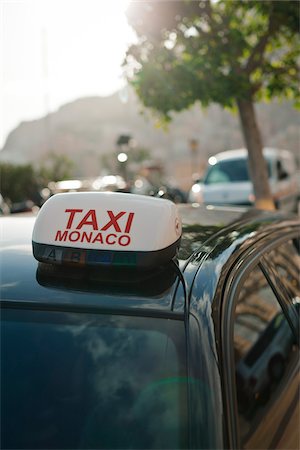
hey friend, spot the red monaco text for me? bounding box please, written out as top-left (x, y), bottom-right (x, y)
top-left (55, 209), bottom-right (135, 247)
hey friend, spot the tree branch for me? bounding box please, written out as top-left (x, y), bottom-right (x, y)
top-left (246, 12), bottom-right (277, 75)
top-left (201, 0), bottom-right (213, 21)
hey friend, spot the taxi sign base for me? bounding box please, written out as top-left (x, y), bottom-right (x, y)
top-left (32, 239), bottom-right (181, 269)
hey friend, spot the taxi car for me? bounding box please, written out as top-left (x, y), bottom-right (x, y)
top-left (1, 192), bottom-right (299, 449)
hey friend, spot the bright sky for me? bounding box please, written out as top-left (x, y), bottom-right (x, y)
top-left (0, 0), bottom-right (136, 148)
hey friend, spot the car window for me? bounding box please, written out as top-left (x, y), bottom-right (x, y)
top-left (204, 159), bottom-right (271, 185)
top-left (276, 160), bottom-right (289, 180)
top-left (233, 265), bottom-right (299, 449)
top-left (262, 239), bottom-right (300, 341)
top-left (205, 162), bottom-right (234, 184)
top-left (265, 239), bottom-right (300, 306)
top-left (1, 309), bottom-right (188, 449)
top-left (204, 159), bottom-right (249, 184)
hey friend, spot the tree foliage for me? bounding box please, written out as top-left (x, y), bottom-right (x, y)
top-left (0, 163), bottom-right (39, 203)
top-left (37, 152), bottom-right (74, 185)
top-left (126, 0), bottom-right (299, 119)
top-left (0, 154), bottom-right (74, 204)
top-left (125, 0), bottom-right (299, 209)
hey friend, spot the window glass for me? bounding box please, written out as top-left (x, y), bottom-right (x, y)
top-left (276, 160), bottom-right (289, 180)
top-left (1, 310), bottom-right (187, 449)
top-left (233, 265), bottom-right (299, 449)
top-left (266, 239), bottom-right (300, 306)
top-left (204, 159), bottom-right (271, 185)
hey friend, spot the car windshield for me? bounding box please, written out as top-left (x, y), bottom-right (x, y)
top-left (1, 309), bottom-right (188, 449)
top-left (204, 158), bottom-right (271, 185)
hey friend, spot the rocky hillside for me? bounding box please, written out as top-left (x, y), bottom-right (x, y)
top-left (1, 88), bottom-right (299, 184)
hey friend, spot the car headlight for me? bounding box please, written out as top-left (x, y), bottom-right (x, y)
top-left (192, 183), bottom-right (201, 193)
top-left (190, 184), bottom-right (204, 204)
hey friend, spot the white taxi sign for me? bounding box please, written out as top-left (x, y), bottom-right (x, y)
top-left (32, 192), bottom-right (182, 268)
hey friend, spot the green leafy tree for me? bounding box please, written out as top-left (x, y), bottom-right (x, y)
top-left (0, 163), bottom-right (39, 203)
top-left (0, 155), bottom-right (74, 206)
top-left (125, 0), bottom-right (299, 209)
top-left (37, 152), bottom-right (74, 185)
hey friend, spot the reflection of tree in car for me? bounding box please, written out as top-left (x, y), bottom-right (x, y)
top-left (267, 242), bottom-right (300, 301)
top-left (235, 310), bottom-right (294, 415)
top-left (233, 265), bottom-right (297, 421)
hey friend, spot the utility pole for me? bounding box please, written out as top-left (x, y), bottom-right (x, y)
top-left (189, 138), bottom-right (199, 178)
top-left (42, 27), bottom-right (52, 153)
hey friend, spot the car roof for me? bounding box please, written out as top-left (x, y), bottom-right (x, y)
top-left (1, 205), bottom-right (298, 316)
top-left (213, 148), bottom-right (292, 162)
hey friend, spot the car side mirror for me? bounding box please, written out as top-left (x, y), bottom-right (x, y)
top-left (279, 170), bottom-right (289, 180)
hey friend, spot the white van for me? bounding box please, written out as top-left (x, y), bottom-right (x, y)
top-left (189, 148), bottom-right (298, 211)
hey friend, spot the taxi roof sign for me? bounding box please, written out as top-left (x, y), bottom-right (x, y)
top-left (32, 192), bottom-right (182, 268)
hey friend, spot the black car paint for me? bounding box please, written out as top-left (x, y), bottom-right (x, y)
top-left (1, 205), bottom-right (299, 449)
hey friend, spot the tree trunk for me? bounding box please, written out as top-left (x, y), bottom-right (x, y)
top-left (237, 98), bottom-right (275, 210)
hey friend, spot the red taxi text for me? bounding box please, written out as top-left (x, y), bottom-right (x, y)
top-left (55, 209), bottom-right (135, 247)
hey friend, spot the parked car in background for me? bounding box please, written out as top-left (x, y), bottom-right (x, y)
top-left (48, 179), bottom-right (95, 194)
top-left (189, 148), bottom-right (298, 211)
top-left (48, 175), bottom-right (130, 196)
top-left (132, 176), bottom-right (187, 203)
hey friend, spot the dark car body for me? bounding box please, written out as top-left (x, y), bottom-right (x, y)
top-left (1, 204), bottom-right (299, 449)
